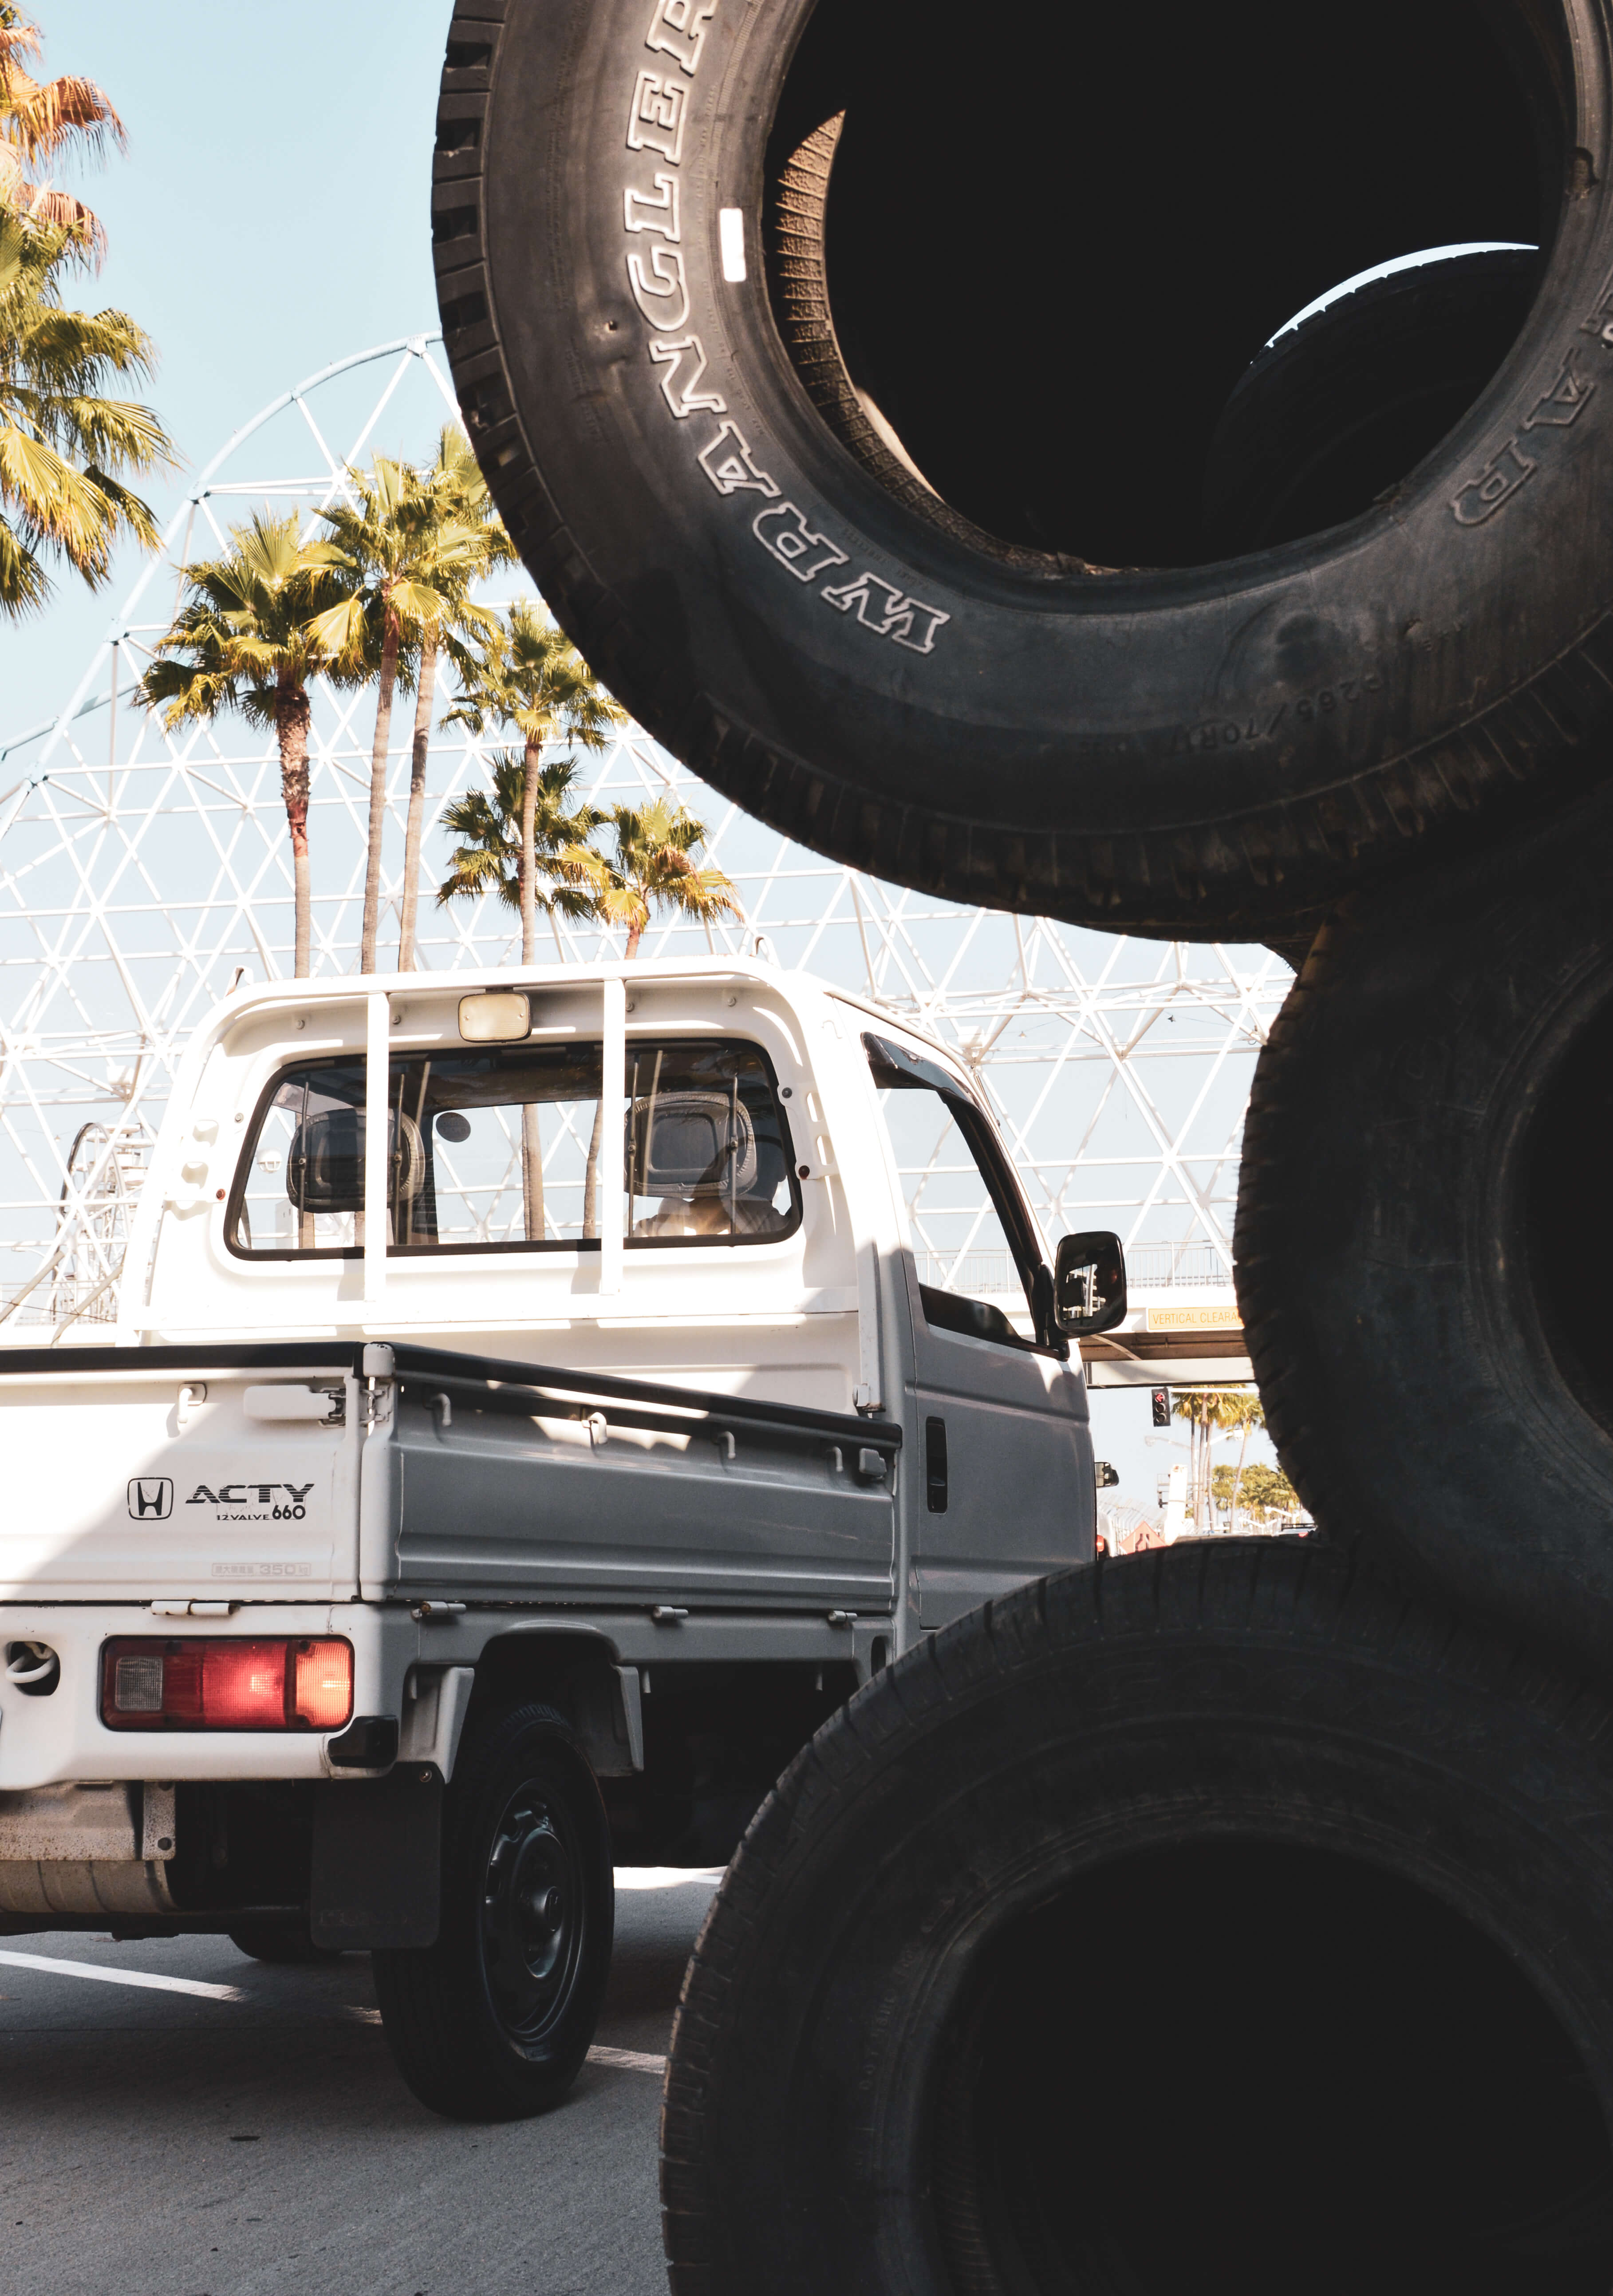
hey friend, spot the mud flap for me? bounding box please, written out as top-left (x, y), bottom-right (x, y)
top-left (310, 1768), bottom-right (442, 1949)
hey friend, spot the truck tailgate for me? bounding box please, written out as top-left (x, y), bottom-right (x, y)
top-left (0, 1346), bottom-right (362, 1602)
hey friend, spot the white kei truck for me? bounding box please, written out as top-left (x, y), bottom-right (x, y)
top-left (0, 959), bottom-right (1124, 2118)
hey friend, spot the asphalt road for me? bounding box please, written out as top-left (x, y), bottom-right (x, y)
top-left (0, 1869), bottom-right (721, 2296)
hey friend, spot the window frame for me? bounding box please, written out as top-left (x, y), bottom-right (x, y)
top-left (223, 1035), bottom-right (803, 1263)
top-left (863, 1032), bottom-right (1065, 1358)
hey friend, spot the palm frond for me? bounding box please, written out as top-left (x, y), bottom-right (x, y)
top-left (0, 499), bottom-right (45, 613)
top-left (0, 212), bottom-right (172, 611)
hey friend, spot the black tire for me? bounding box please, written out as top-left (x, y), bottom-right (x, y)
top-left (227, 1921), bottom-right (342, 1965)
top-left (1235, 784), bottom-right (1613, 1666)
top-left (371, 1702), bottom-right (613, 2121)
top-left (662, 1546), bottom-right (1613, 2296)
top-left (1203, 249), bottom-right (1543, 557)
top-left (437, 1), bottom-right (1613, 938)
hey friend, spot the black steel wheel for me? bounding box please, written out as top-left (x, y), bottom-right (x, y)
top-left (478, 1776), bottom-right (588, 2048)
top-left (372, 1702), bottom-right (614, 2121)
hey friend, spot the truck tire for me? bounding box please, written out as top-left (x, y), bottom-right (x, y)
top-left (436, 0), bottom-right (1613, 938)
top-left (227, 1920), bottom-right (341, 1965)
top-left (1235, 781), bottom-right (1613, 1665)
top-left (372, 1703), bottom-right (613, 2121)
top-left (1203, 249), bottom-right (1542, 558)
top-left (661, 1547), bottom-right (1613, 2296)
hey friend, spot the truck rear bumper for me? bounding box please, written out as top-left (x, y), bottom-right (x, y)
top-left (0, 1602), bottom-right (409, 1790)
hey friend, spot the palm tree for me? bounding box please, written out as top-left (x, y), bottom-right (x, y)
top-left (139, 512), bottom-right (351, 978)
top-left (592, 795), bottom-right (743, 957)
top-left (440, 612), bottom-right (621, 1243)
top-left (1173, 1386), bottom-right (1247, 1533)
top-left (0, 6), bottom-right (125, 260)
top-left (442, 604), bottom-right (626, 965)
top-left (435, 753), bottom-right (604, 1243)
top-left (565, 797), bottom-right (745, 1241)
top-left (435, 752), bottom-right (604, 955)
top-left (394, 426), bottom-right (514, 973)
top-left (0, 209), bottom-right (173, 617)
top-left (312, 450), bottom-right (503, 975)
top-left (1218, 1390), bottom-right (1266, 1531)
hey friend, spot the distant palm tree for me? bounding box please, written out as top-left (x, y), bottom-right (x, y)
top-left (1173, 1385), bottom-right (1248, 1533)
top-left (1218, 1390), bottom-right (1266, 1530)
top-left (435, 752), bottom-right (604, 955)
top-left (435, 756), bottom-right (603, 1245)
top-left (439, 611), bottom-right (622, 1243)
top-left (441, 604), bottom-right (625, 965)
top-left (0, 5), bottom-right (125, 260)
top-left (592, 795), bottom-right (743, 958)
top-left (0, 209), bottom-right (173, 617)
top-left (139, 512), bottom-right (352, 977)
top-left (394, 427), bottom-right (514, 973)
top-left (312, 451), bottom-right (504, 974)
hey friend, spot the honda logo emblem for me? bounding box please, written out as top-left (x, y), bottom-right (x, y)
top-left (127, 1477), bottom-right (174, 1520)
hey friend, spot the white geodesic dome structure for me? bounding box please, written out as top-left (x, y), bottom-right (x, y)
top-left (0, 333), bottom-right (1292, 1334)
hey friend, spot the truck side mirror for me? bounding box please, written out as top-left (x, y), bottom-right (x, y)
top-left (1053, 1231), bottom-right (1127, 1337)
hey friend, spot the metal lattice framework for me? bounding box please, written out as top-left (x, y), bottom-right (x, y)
top-left (0, 335), bottom-right (1292, 1330)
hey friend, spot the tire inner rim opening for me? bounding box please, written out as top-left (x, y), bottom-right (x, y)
top-left (765, 0), bottom-right (1567, 569)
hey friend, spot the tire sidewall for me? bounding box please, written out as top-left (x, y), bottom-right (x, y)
top-left (669, 1562), bottom-right (1613, 2294)
top-left (472, 0), bottom-right (1613, 902)
top-left (1237, 791), bottom-right (1613, 1651)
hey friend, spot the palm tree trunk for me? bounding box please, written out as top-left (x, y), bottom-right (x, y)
top-left (396, 629), bottom-right (438, 972)
top-left (625, 913), bottom-right (644, 959)
top-left (519, 731), bottom-right (539, 967)
top-left (517, 730), bottom-right (545, 1238)
top-left (360, 620), bottom-right (399, 975)
top-left (1232, 1414), bottom-right (1254, 1534)
top-left (582, 1089), bottom-right (605, 1241)
top-left (276, 682), bottom-right (312, 980)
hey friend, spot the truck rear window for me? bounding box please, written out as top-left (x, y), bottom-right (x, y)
top-left (227, 1039), bottom-right (801, 1257)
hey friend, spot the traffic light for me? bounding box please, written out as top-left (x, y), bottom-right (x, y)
top-left (1151, 1386), bottom-right (1171, 1428)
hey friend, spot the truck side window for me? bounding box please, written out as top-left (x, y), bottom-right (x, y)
top-left (228, 1038), bottom-right (798, 1257)
top-left (863, 1032), bottom-right (1049, 1351)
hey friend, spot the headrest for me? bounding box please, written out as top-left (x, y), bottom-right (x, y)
top-left (287, 1107), bottom-right (426, 1213)
top-left (626, 1090), bottom-right (758, 1199)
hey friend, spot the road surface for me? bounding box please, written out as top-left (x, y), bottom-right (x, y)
top-left (0, 1869), bottom-right (720, 2296)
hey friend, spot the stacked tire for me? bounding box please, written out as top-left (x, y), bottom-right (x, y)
top-left (436, 0), bottom-right (1613, 941)
top-left (436, 0), bottom-right (1613, 2282)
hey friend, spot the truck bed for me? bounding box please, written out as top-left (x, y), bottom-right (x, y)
top-left (0, 1341), bottom-right (901, 1613)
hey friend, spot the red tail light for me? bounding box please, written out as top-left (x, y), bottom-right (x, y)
top-left (100, 1637), bottom-right (353, 1732)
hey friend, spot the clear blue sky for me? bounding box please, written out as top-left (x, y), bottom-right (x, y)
top-left (0, 0), bottom-right (450, 733)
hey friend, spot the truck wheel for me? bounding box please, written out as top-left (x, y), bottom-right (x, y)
top-left (436, 0), bottom-right (1613, 938)
top-left (372, 1703), bottom-right (613, 2122)
top-left (1235, 780), bottom-right (1613, 1665)
top-left (227, 1921), bottom-right (341, 1965)
top-left (662, 1548), bottom-right (1613, 2295)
